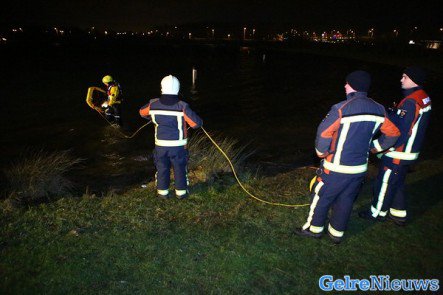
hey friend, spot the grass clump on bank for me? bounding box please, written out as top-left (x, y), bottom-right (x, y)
top-left (187, 131), bottom-right (254, 183)
top-left (2, 150), bottom-right (82, 206)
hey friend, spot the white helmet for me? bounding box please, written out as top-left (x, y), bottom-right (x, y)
top-left (161, 75), bottom-right (180, 95)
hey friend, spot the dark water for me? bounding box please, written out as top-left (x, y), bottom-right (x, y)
top-left (1, 40), bottom-right (441, 192)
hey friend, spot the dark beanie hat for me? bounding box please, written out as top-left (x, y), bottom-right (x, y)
top-left (346, 70), bottom-right (371, 92)
top-left (404, 66), bottom-right (426, 85)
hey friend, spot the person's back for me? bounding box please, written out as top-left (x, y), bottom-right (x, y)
top-left (317, 91), bottom-right (399, 175)
top-left (147, 95), bottom-right (201, 146)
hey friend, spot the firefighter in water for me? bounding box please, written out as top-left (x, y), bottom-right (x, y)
top-left (294, 70), bottom-right (400, 243)
top-left (101, 75), bottom-right (123, 126)
top-left (139, 75), bottom-right (203, 199)
top-left (359, 66), bottom-right (431, 226)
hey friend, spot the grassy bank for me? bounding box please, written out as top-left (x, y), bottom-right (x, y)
top-left (1, 155), bottom-right (442, 294)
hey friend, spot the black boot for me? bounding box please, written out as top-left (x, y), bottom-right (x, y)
top-left (293, 228), bottom-right (322, 239)
top-left (387, 213), bottom-right (406, 226)
top-left (327, 231), bottom-right (342, 244)
top-left (358, 210), bottom-right (385, 222)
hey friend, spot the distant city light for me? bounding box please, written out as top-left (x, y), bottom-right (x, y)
top-left (3, 23), bottom-right (443, 46)
top-left (426, 41), bottom-right (440, 49)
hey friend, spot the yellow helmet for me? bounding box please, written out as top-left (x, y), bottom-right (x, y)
top-left (102, 75), bottom-right (114, 83)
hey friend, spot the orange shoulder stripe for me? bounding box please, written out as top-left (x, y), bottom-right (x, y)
top-left (381, 117), bottom-right (400, 137)
top-left (139, 104), bottom-right (151, 117)
top-left (183, 112), bottom-right (197, 128)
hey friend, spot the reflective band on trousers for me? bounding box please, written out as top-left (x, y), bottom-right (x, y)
top-left (175, 189), bottom-right (187, 196)
top-left (157, 189), bottom-right (169, 196)
top-left (302, 181), bottom-right (324, 231)
top-left (328, 224), bottom-right (344, 237)
top-left (371, 206), bottom-right (387, 217)
top-left (309, 225), bottom-right (324, 233)
top-left (372, 168), bottom-right (391, 218)
top-left (323, 160), bottom-right (368, 174)
top-left (384, 150), bottom-right (419, 161)
top-left (390, 208), bottom-right (407, 218)
top-left (155, 138), bottom-right (188, 146)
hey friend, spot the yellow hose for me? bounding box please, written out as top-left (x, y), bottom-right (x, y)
top-left (201, 127), bottom-right (310, 208)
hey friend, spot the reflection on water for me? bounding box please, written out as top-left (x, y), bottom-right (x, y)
top-left (1, 42), bottom-right (441, 191)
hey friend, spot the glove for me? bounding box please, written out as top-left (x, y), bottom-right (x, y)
top-left (101, 101), bottom-right (108, 108)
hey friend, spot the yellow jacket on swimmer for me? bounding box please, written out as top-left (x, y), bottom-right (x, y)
top-left (101, 75), bottom-right (123, 126)
top-left (102, 75), bottom-right (122, 106)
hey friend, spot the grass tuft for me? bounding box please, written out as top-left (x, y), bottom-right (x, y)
top-left (3, 150), bottom-right (82, 205)
top-left (187, 131), bottom-right (254, 183)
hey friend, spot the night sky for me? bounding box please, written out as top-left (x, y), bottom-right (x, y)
top-left (2, 0), bottom-right (442, 31)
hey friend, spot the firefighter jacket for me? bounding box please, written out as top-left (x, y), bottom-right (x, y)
top-left (106, 82), bottom-right (122, 106)
top-left (139, 95), bottom-right (203, 147)
top-left (316, 92), bottom-right (400, 175)
top-left (376, 87), bottom-right (431, 167)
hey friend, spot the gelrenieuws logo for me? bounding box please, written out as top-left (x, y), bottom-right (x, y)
top-left (319, 275), bottom-right (439, 292)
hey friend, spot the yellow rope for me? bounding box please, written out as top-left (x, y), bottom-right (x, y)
top-left (201, 127), bottom-right (310, 208)
top-left (93, 107), bottom-right (151, 138)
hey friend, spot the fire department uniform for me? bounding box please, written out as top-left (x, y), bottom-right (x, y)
top-left (369, 87), bottom-right (431, 221)
top-left (302, 91), bottom-right (400, 240)
top-left (139, 77), bottom-right (202, 198)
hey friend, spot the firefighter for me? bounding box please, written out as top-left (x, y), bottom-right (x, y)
top-left (139, 75), bottom-right (203, 199)
top-left (101, 75), bottom-right (123, 126)
top-left (294, 70), bottom-right (400, 243)
top-left (359, 67), bottom-right (431, 226)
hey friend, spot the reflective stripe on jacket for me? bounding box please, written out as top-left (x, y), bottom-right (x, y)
top-left (139, 95), bottom-right (202, 147)
top-left (316, 92), bottom-right (400, 174)
top-left (380, 88), bottom-right (431, 166)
